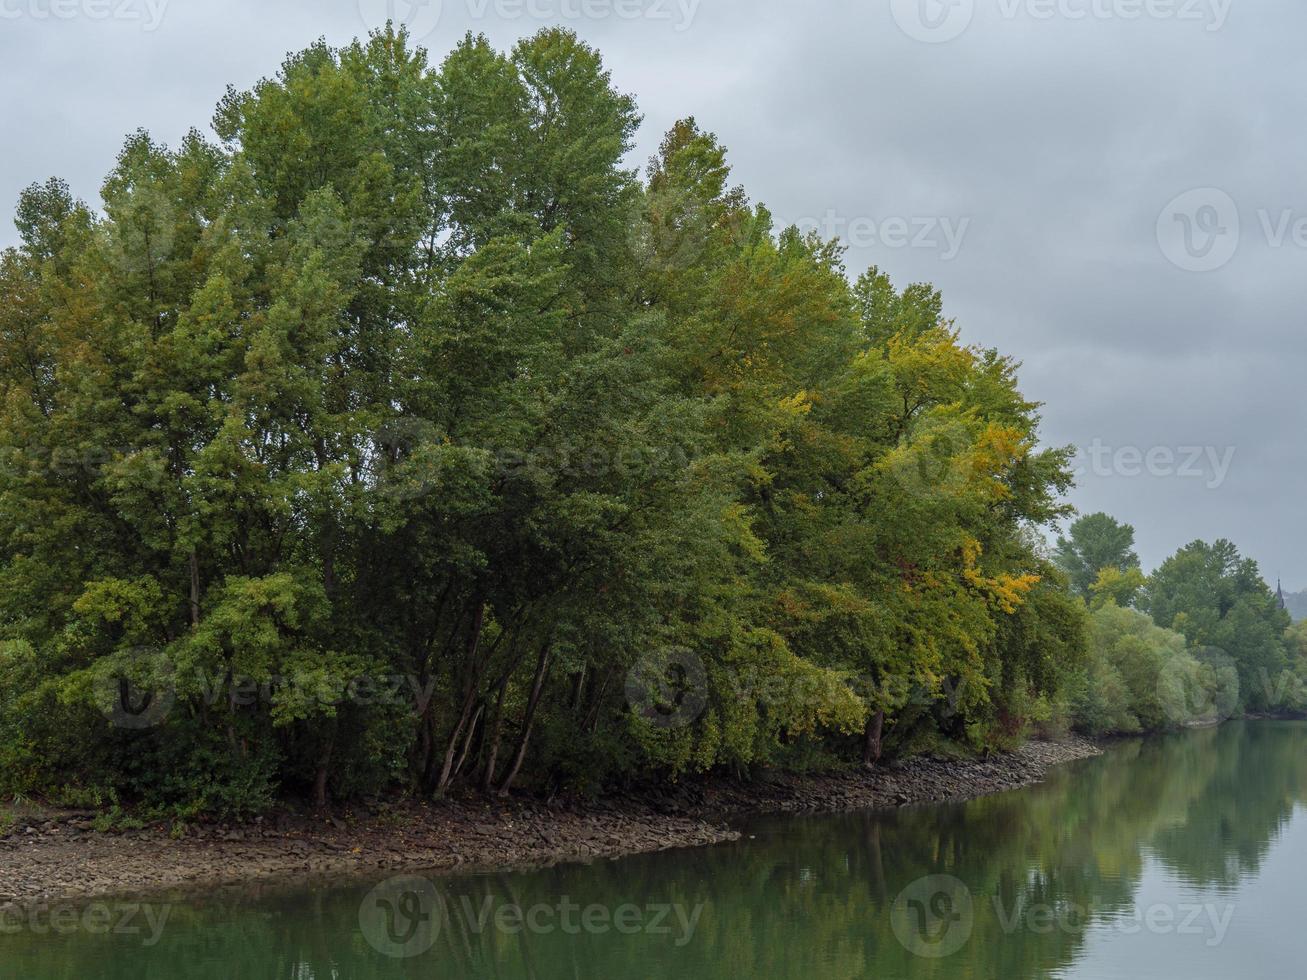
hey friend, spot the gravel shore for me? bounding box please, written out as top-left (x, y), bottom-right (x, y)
top-left (0, 736), bottom-right (1102, 907)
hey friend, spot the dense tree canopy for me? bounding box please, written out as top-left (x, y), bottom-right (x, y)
top-left (0, 28), bottom-right (1289, 817)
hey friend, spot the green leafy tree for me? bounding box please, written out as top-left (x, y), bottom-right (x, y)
top-left (1054, 512), bottom-right (1140, 600)
top-left (0, 27), bottom-right (1089, 814)
top-left (1142, 540), bottom-right (1291, 714)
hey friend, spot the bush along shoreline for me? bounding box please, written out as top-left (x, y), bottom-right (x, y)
top-left (0, 28), bottom-right (1301, 828)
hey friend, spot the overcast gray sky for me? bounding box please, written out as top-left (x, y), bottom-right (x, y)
top-left (1, 0), bottom-right (1301, 584)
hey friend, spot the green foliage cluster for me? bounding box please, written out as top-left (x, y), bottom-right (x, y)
top-left (1054, 515), bottom-right (1299, 736)
top-left (0, 28), bottom-right (1103, 814)
top-left (1055, 512), bottom-right (1139, 600)
top-left (1066, 604), bottom-right (1224, 736)
top-left (1141, 539), bottom-right (1295, 713)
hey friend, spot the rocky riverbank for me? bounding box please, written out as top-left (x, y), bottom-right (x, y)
top-left (0, 736), bottom-right (1102, 907)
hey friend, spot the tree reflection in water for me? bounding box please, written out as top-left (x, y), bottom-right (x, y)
top-left (4, 721), bottom-right (1306, 980)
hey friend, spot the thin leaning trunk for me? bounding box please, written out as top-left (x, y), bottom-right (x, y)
top-left (415, 680), bottom-right (433, 778)
top-left (583, 671), bottom-right (614, 735)
top-left (435, 690), bottom-right (477, 796)
top-left (435, 601), bottom-right (487, 797)
top-left (498, 644), bottom-right (553, 797)
top-left (570, 665), bottom-right (587, 710)
top-left (313, 732), bottom-right (335, 810)
top-left (452, 704), bottom-right (483, 780)
top-left (482, 675), bottom-right (510, 793)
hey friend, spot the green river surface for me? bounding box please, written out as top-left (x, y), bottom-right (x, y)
top-left (4, 720), bottom-right (1306, 978)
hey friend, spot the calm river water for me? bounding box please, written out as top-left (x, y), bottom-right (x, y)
top-left (3, 720), bottom-right (1305, 978)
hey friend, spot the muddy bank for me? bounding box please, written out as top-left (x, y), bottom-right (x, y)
top-left (0, 736), bottom-right (1101, 907)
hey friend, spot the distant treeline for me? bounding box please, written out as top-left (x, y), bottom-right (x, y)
top-left (1055, 517), bottom-right (1302, 736)
top-left (0, 28), bottom-right (1298, 817)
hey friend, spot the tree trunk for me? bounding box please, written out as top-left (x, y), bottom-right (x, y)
top-left (583, 671), bottom-right (613, 735)
top-left (435, 601), bottom-right (487, 797)
top-left (416, 681), bottom-right (433, 779)
top-left (498, 644), bottom-right (552, 797)
top-left (570, 665), bottom-right (587, 710)
top-left (434, 692), bottom-right (475, 796)
top-left (453, 704), bottom-right (483, 780)
top-left (863, 710), bottom-right (885, 769)
top-left (189, 550), bottom-right (200, 629)
top-left (482, 676), bottom-right (510, 793)
top-left (313, 734), bottom-right (335, 810)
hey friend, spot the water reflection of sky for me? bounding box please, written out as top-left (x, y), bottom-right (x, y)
top-left (1061, 811), bottom-right (1307, 980)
